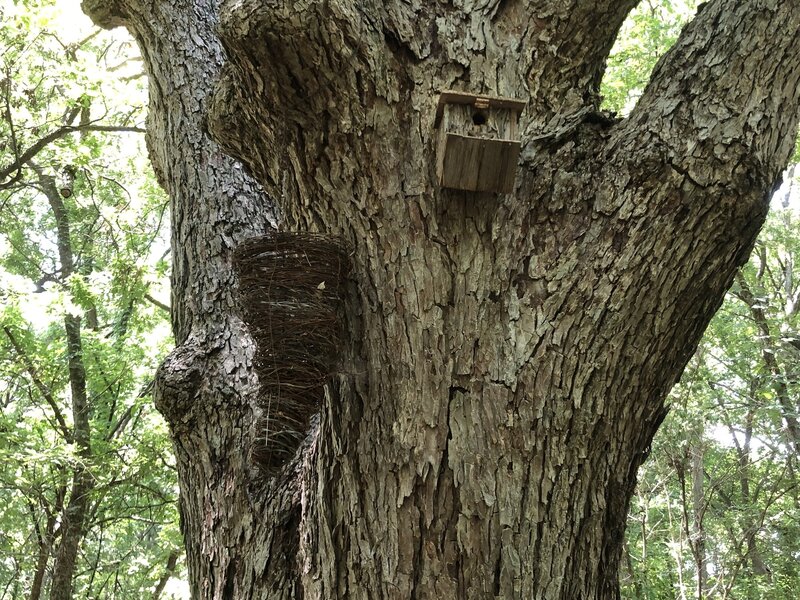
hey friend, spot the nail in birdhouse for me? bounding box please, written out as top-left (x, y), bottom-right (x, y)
top-left (435, 90), bottom-right (526, 194)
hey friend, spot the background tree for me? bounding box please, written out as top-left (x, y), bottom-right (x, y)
top-left (79, 0), bottom-right (800, 598)
top-left (0, 2), bottom-right (182, 598)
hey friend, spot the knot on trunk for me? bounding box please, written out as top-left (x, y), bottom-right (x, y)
top-left (153, 335), bottom-right (209, 427)
top-left (234, 232), bottom-right (351, 477)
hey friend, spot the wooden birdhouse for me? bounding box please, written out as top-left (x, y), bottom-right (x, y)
top-left (435, 90), bottom-right (527, 193)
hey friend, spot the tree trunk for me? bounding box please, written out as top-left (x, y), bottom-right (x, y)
top-left (35, 172), bottom-right (95, 600)
top-left (82, 0), bottom-right (800, 598)
top-left (691, 445), bottom-right (707, 599)
top-left (28, 511), bottom-right (57, 600)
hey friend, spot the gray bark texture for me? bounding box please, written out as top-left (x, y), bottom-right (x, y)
top-left (81, 0), bottom-right (800, 598)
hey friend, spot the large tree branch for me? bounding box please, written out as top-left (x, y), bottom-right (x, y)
top-left (576, 1), bottom-right (800, 411)
top-left (624, 0), bottom-right (800, 185)
top-left (520, 0), bottom-right (640, 120)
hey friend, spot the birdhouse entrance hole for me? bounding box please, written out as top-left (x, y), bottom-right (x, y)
top-left (472, 111), bottom-right (488, 126)
top-left (434, 90), bottom-right (527, 194)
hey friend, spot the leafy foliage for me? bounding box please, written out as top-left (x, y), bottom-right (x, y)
top-left (622, 196), bottom-right (800, 599)
top-left (602, 0), bottom-right (697, 115)
top-left (0, 1), bottom-right (182, 598)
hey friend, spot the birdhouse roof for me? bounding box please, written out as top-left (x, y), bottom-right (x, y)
top-left (435, 90), bottom-right (527, 127)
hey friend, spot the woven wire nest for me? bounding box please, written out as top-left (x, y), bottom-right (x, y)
top-left (233, 232), bottom-right (351, 476)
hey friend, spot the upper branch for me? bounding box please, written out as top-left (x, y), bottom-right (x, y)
top-left (521, 0), bottom-right (640, 120)
top-left (209, 0), bottom-right (391, 186)
top-left (216, 0), bottom-right (383, 98)
top-left (623, 0), bottom-right (800, 186)
top-left (0, 124), bottom-right (144, 189)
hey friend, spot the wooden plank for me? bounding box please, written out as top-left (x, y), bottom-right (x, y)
top-left (476, 137), bottom-right (505, 192)
top-left (441, 134), bottom-right (482, 191)
top-left (440, 134), bottom-right (521, 193)
top-left (476, 140), bottom-right (503, 192)
top-left (476, 139), bottom-right (520, 193)
top-left (499, 141), bottom-right (521, 193)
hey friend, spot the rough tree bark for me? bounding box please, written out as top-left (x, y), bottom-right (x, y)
top-left (82, 0), bottom-right (800, 598)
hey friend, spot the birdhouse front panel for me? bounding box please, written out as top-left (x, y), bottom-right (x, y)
top-left (435, 91), bottom-right (526, 193)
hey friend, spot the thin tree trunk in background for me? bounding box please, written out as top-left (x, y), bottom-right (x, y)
top-left (4, 322), bottom-right (69, 599)
top-left (151, 550), bottom-right (180, 600)
top-left (28, 511), bottom-right (57, 600)
top-left (668, 492), bottom-right (689, 600)
top-left (36, 171), bottom-right (95, 600)
top-left (692, 445), bottom-right (707, 599)
top-left (2, 560), bottom-right (21, 600)
top-left (735, 275), bottom-right (800, 455)
top-left (640, 495), bottom-right (649, 593)
top-left (714, 402), bottom-right (774, 588)
top-left (739, 407), bottom-right (770, 577)
top-left (29, 542), bottom-right (49, 600)
top-left (81, 0), bottom-right (800, 597)
top-left (623, 540), bottom-right (645, 600)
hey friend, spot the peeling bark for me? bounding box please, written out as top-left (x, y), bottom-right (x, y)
top-left (82, 0), bottom-right (800, 598)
